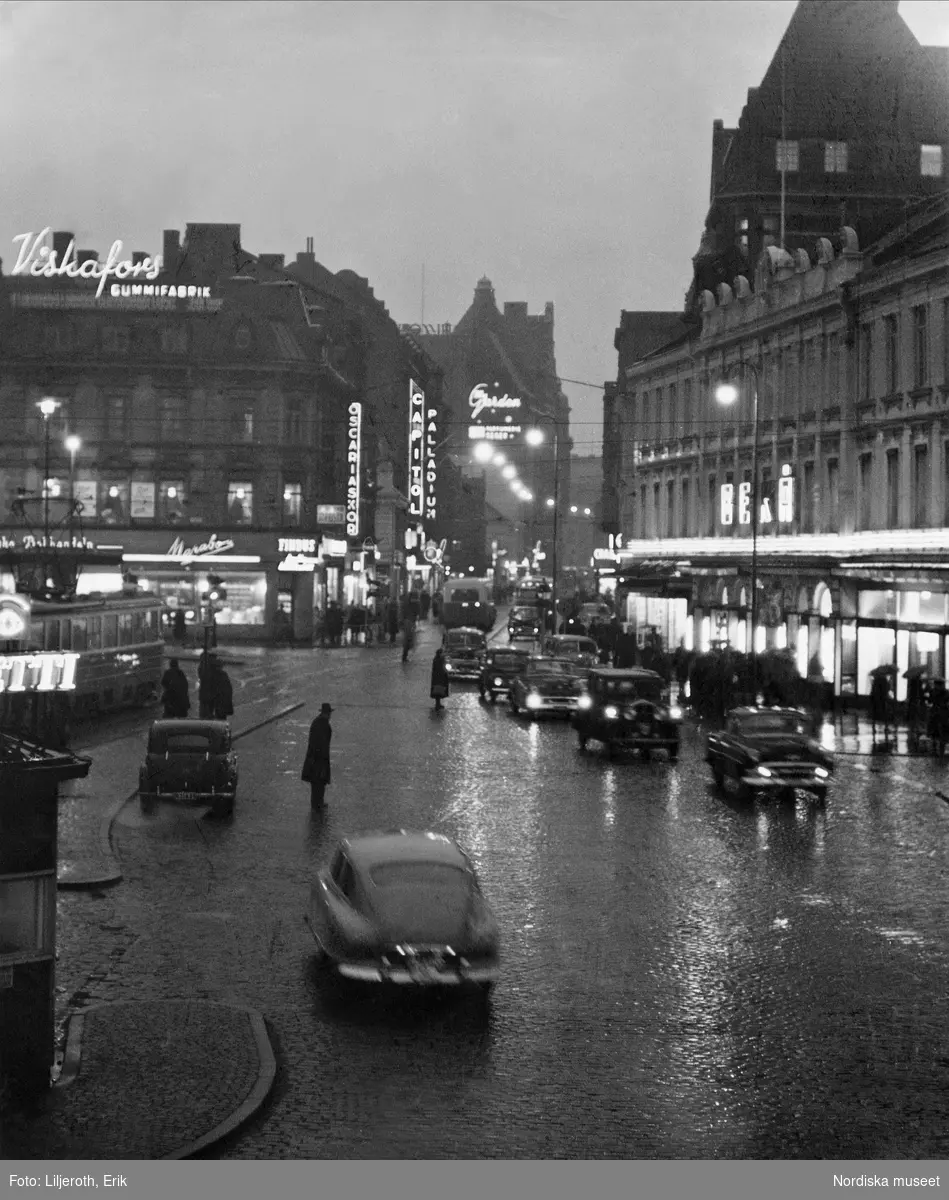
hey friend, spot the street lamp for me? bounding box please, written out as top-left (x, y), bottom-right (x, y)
top-left (715, 360), bottom-right (761, 702)
top-left (473, 440), bottom-right (494, 464)
top-left (526, 417), bottom-right (562, 633)
top-left (36, 398), bottom-right (60, 543)
top-left (64, 434), bottom-right (81, 526)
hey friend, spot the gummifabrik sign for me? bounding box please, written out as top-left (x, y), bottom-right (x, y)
top-left (467, 383), bottom-right (522, 442)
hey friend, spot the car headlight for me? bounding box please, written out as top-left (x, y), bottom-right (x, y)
top-left (526, 692), bottom-right (541, 709)
top-left (493, 677), bottom-right (503, 686)
top-left (446, 663), bottom-right (453, 671)
top-left (577, 694), bottom-right (592, 710)
top-left (604, 705), bottom-right (618, 719)
top-left (815, 766), bottom-right (829, 779)
top-left (668, 706), bottom-right (683, 720)
top-left (757, 765), bottom-right (773, 777)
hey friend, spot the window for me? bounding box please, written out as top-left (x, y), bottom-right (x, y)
top-left (161, 327), bottom-right (188, 354)
top-left (102, 326), bottom-right (130, 354)
top-left (913, 305), bottom-right (929, 388)
top-left (858, 453), bottom-right (873, 529)
top-left (884, 314), bottom-right (900, 394)
top-left (285, 395), bottom-right (303, 443)
top-left (107, 393), bottom-right (128, 438)
top-left (652, 482), bottom-right (660, 536)
top-left (913, 444), bottom-right (929, 528)
top-left (639, 485), bottom-right (646, 539)
top-left (159, 394), bottom-right (185, 441)
top-left (776, 140), bottom-right (799, 172)
top-left (43, 323), bottom-right (74, 353)
top-left (802, 461), bottom-right (815, 533)
top-left (654, 387), bottom-right (663, 441)
top-left (886, 448), bottom-right (900, 527)
top-left (944, 299), bottom-right (949, 384)
top-left (680, 478), bottom-right (690, 537)
top-left (100, 482), bottom-right (128, 524)
top-left (827, 332), bottom-right (841, 405)
top-left (665, 479), bottom-right (674, 537)
top-left (159, 480), bottom-right (185, 523)
top-left (824, 141), bottom-right (848, 172)
top-left (827, 458), bottom-right (839, 530)
top-left (920, 145), bottom-right (943, 177)
top-left (211, 570), bottom-right (266, 627)
top-left (707, 474), bottom-right (716, 535)
top-left (668, 383), bottom-right (678, 435)
top-left (861, 323), bottom-right (874, 400)
top-left (227, 481), bottom-right (253, 525)
top-left (682, 378), bottom-right (692, 429)
top-left (944, 443), bottom-right (949, 525)
top-left (283, 481), bottom-right (302, 526)
top-left (235, 404), bottom-right (254, 443)
top-left (803, 341), bottom-right (817, 410)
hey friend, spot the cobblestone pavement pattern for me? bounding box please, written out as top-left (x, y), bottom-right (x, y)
top-left (26, 620), bottom-right (949, 1156)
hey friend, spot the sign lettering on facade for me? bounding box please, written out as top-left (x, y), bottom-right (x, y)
top-left (317, 504), bottom-right (345, 526)
top-left (467, 424), bottom-right (523, 442)
top-left (346, 402), bottom-right (362, 537)
top-left (166, 533), bottom-right (236, 560)
top-left (0, 652), bottom-right (79, 694)
top-left (424, 406), bottom-right (437, 524)
top-left (719, 468), bottom-right (795, 528)
top-left (278, 537), bottom-right (317, 554)
top-left (321, 537), bottom-right (348, 558)
top-left (0, 533), bottom-right (94, 551)
top-left (399, 323), bottom-right (452, 336)
top-left (468, 383), bottom-right (522, 423)
top-left (12, 228), bottom-right (162, 298)
top-left (408, 382), bottom-right (425, 519)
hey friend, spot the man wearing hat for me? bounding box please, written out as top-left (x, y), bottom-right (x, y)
top-left (302, 702), bottom-right (334, 808)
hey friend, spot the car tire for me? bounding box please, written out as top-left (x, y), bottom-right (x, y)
top-left (489, 692), bottom-right (497, 704)
top-left (577, 733), bottom-right (588, 751)
top-left (510, 695), bottom-right (519, 715)
top-left (140, 790), bottom-right (156, 814)
top-left (478, 690), bottom-right (486, 703)
top-left (668, 744), bottom-right (679, 763)
top-left (712, 766), bottom-right (725, 790)
top-left (212, 793), bottom-right (235, 819)
top-left (812, 786), bottom-right (827, 805)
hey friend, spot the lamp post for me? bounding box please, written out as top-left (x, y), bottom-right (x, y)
top-left (36, 398), bottom-right (60, 544)
top-left (64, 434), bottom-right (81, 530)
top-left (715, 360), bottom-right (761, 703)
top-left (526, 419), bottom-right (561, 633)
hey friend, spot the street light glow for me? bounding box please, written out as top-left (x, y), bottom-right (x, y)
top-left (546, 497), bottom-right (555, 508)
top-left (584, 507), bottom-right (591, 515)
top-left (570, 505), bottom-right (578, 513)
top-left (64, 434), bottom-right (81, 453)
top-left (502, 464), bottom-right (517, 480)
top-left (473, 441), bottom-right (494, 463)
top-left (525, 428), bottom-right (544, 446)
top-left (37, 397), bottom-right (60, 419)
top-left (492, 452), bottom-right (506, 465)
top-left (715, 382), bottom-right (740, 406)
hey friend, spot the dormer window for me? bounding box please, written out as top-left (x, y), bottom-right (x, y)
top-left (824, 141), bottom-right (848, 173)
top-left (921, 144), bottom-right (943, 177)
top-left (776, 140), bottom-right (799, 172)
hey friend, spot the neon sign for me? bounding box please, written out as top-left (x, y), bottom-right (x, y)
top-left (347, 402), bottom-right (362, 537)
top-left (166, 533), bottom-right (235, 559)
top-left (424, 404), bottom-right (437, 524)
top-left (467, 425), bottom-right (523, 442)
top-left (0, 652), bottom-right (78, 694)
top-left (408, 382), bottom-right (425, 518)
top-left (278, 537), bottom-right (317, 554)
top-left (468, 383), bottom-right (522, 422)
top-left (720, 466), bottom-right (795, 528)
top-left (12, 228), bottom-right (162, 299)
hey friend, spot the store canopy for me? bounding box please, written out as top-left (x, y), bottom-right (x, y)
top-left (614, 560), bottom-right (693, 598)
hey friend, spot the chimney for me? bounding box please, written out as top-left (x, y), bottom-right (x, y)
top-left (52, 231), bottom-right (74, 263)
top-left (162, 229), bottom-right (180, 272)
top-left (132, 251), bottom-right (147, 266)
top-left (76, 250), bottom-right (98, 265)
top-left (258, 253), bottom-right (285, 270)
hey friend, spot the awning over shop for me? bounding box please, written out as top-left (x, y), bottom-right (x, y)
top-left (614, 560), bottom-right (693, 598)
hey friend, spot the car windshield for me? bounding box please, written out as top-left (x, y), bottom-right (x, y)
top-left (602, 679), bottom-right (661, 700)
top-left (511, 608), bottom-right (536, 620)
top-left (528, 660), bottom-right (573, 677)
top-left (447, 633), bottom-right (484, 648)
top-left (739, 713), bottom-right (809, 736)
top-left (369, 861), bottom-right (470, 890)
top-left (490, 651), bottom-right (528, 667)
top-left (447, 590), bottom-right (482, 604)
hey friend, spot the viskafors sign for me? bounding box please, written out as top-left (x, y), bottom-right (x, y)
top-left (12, 227), bottom-right (162, 299)
top-left (346, 402), bottom-right (362, 537)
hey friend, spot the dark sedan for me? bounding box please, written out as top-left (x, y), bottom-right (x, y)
top-left (706, 706), bottom-right (833, 802)
top-left (479, 646), bottom-right (531, 702)
top-left (138, 719), bottom-right (238, 817)
top-left (509, 657), bottom-right (585, 718)
top-left (508, 606), bottom-right (542, 641)
top-left (442, 627), bottom-right (488, 679)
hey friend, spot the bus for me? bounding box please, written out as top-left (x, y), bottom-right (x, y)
top-left (22, 592), bottom-right (164, 719)
top-left (440, 577), bottom-right (497, 633)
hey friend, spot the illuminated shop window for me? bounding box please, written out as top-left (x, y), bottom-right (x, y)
top-left (227, 481), bottom-right (253, 525)
top-left (824, 141), bottom-right (848, 172)
top-left (920, 145), bottom-right (943, 177)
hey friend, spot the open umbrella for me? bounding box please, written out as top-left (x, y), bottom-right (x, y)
top-left (870, 663), bottom-right (898, 677)
top-left (903, 665), bottom-right (932, 680)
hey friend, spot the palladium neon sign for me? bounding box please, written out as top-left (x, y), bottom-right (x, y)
top-left (346, 402), bottom-right (362, 537)
top-left (12, 228), bottom-right (162, 299)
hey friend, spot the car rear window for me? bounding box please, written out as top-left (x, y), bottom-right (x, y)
top-left (369, 861), bottom-right (469, 889)
top-left (740, 714), bottom-right (809, 736)
top-left (448, 590), bottom-right (482, 604)
top-left (162, 733), bottom-right (215, 752)
top-left (448, 633), bottom-right (484, 648)
top-left (529, 660), bottom-right (572, 676)
top-left (603, 679), bottom-right (660, 698)
top-left (511, 608), bottom-right (536, 619)
top-left (491, 651), bottom-right (528, 666)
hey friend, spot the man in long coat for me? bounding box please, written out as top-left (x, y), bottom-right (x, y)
top-left (160, 658), bottom-right (190, 718)
top-left (304, 702), bottom-right (333, 808)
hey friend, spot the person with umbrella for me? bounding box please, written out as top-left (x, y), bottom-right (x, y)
top-left (904, 665), bottom-right (931, 749)
top-left (869, 664), bottom-right (896, 744)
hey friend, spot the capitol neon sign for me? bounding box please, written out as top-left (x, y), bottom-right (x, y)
top-left (409, 383), bottom-right (425, 519)
top-left (347, 402), bottom-right (362, 537)
top-left (12, 228), bottom-right (162, 299)
top-left (468, 383), bottom-right (522, 423)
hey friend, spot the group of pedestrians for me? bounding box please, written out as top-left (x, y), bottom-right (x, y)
top-left (159, 653), bottom-right (234, 721)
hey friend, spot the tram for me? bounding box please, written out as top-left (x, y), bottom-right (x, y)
top-left (21, 592), bottom-right (164, 719)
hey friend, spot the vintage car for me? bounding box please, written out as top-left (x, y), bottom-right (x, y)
top-left (478, 646), bottom-right (531, 702)
top-left (138, 719), bottom-right (238, 817)
top-left (509, 656), bottom-right (586, 718)
top-left (306, 830), bottom-right (500, 994)
top-left (541, 634), bottom-right (599, 667)
top-left (572, 668), bottom-right (683, 760)
top-left (706, 706), bottom-right (833, 802)
top-left (507, 605), bottom-right (542, 641)
top-left (442, 626), bottom-right (488, 679)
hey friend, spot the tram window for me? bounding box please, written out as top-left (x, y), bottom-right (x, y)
top-left (118, 613), bottom-right (133, 645)
top-left (87, 616), bottom-right (102, 651)
top-left (44, 621), bottom-right (61, 651)
top-left (103, 615), bottom-right (118, 648)
top-left (144, 609), bottom-right (157, 635)
top-left (130, 613), bottom-right (142, 643)
top-left (72, 618), bottom-right (88, 651)
top-left (60, 619), bottom-right (71, 651)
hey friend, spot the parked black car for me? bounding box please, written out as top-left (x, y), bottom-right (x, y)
top-left (705, 706), bottom-right (833, 802)
top-left (573, 668), bottom-right (682, 760)
top-left (478, 646), bottom-right (531, 703)
top-left (138, 719), bottom-right (238, 817)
